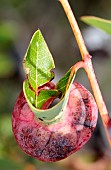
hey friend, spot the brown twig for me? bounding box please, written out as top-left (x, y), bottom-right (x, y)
top-left (59, 0), bottom-right (111, 146)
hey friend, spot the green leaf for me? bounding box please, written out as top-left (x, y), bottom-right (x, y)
top-left (23, 80), bottom-right (70, 124)
top-left (23, 29), bottom-right (76, 124)
top-left (81, 16), bottom-right (111, 35)
top-left (56, 68), bottom-right (72, 96)
top-left (36, 89), bottom-right (59, 108)
top-left (23, 67), bottom-right (75, 124)
top-left (23, 30), bottom-right (55, 90)
top-left (23, 80), bottom-right (59, 109)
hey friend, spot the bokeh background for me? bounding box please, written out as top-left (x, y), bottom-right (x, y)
top-left (0, 0), bottom-right (111, 169)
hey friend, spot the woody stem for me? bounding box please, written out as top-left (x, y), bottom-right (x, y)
top-left (59, 0), bottom-right (111, 146)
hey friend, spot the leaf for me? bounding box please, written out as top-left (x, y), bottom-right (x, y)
top-left (23, 30), bottom-right (55, 91)
top-left (81, 16), bottom-right (111, 35)
top-left (23, 29), bottom-right (76, 124)
top-left (23, 79), bottom-right (70, 123)
top-left (23, 67), bottom-right (75, 123)
top-left (23, 80), bottom-right (59, 109)
top-left (36, 89), bottom-right (59, 108)
top-left (56, 68), bottom-right (72, 96)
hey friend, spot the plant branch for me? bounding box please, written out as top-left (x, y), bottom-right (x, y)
top-left (84, 56), bottom-right (111, 146)
top-left (59, 0), bottom-right (88, 59)
top-left (59, 0), bottom-right (111, 147)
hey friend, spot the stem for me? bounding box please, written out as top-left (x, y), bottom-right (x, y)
top-left (59, 0), bottom-right (88, 59)
top-left (84, 56), bottom-right (111, 146)
top-left (59, 0), bottom-right (111, 146)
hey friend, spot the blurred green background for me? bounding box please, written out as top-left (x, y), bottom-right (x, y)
top-left (0, 0), bottom-right (111, 169)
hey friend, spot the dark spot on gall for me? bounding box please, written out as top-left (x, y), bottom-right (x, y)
top-left (39, 118), bottom-right (43, 121)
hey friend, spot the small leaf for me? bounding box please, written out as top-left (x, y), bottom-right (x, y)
top-left (36, 89), bottom-right (59, 108)
top-left (56, 68), bottom-right (75, 96)
top-left (23, 80), bottom-right (35, 106)
top-left (81, 16), bottom-right (111, 35)
top-left (23, 30), bottom-right (55, 91)
top-left (23, 67), bottom-right (76, 123)
top-left (23, 80), bottom-right (59, 109)
top-left (23, 80), bottom-right (69, 123)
